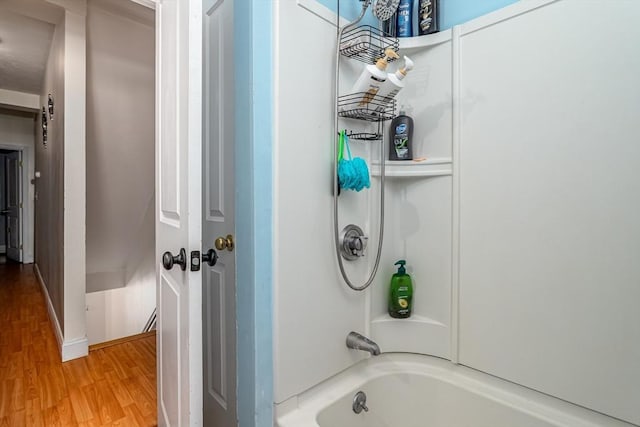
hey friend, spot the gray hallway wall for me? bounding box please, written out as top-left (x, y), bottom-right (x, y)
top-left (85, 0), bottom-right (155, 343)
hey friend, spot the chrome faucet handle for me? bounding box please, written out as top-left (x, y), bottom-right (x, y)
top-left (348, 235), bottom-right (368, 256)
top-left (352, 391), bottom-right (369, 414)
top-left (340, 225), bottom-right (368, 260)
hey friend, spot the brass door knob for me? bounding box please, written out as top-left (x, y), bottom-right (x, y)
top-left (215, 234), bottom-right (234, 251)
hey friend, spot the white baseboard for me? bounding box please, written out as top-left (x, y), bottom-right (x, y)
top-left (61, 336), bottom-right (89, 361)
top-left (34, 264), bottom-right (89, 361)
top-left (34, 264), bottom-right (64, 348)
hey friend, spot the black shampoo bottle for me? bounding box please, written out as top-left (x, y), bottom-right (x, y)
top-left (389, 112), bottom-right (413, 161)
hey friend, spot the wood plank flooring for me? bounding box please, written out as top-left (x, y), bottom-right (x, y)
top-left (0, 262), bottom-right (157, 426)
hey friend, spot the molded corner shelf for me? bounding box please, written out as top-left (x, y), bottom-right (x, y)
top-left (398, 29), bottom-right (452, 50)
top-left (371, 158), bottom-right (452, 178)
top-left (371, 314), bottom-right (447, 328)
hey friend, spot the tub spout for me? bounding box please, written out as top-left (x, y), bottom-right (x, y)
top-left (346, 331), bottom-right (380, 356)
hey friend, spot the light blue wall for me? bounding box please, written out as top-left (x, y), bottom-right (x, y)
top-left (316, 0), bottom-right (519, 30)
top-left (317, 0), bottom-right (369, 22)
top-left (234, 1), bottom-right (273, 426)
top-left (234, 1), bottom-right (254, 424)
top-left (251, 0), bottom-right (274, 425)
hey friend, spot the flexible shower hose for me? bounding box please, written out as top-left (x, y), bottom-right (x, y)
top-left (333, 0), bottom-right (386, 291)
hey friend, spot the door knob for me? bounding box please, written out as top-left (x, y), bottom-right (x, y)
top-left (214, 235), bottom-right (234, 252)
top-left (202, 248), bottom-right (218, 266)
top-left (162, 248), bottom-right (187, 271)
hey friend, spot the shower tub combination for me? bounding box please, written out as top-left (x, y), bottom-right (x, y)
top-left (276, 354), bottom-right (635, 427)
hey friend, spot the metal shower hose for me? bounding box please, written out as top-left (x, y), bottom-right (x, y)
top-left (333, 0), bottom-right (386, 291)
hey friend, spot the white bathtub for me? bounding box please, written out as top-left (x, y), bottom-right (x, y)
top-left (276, 354), bottom-right (636, 427)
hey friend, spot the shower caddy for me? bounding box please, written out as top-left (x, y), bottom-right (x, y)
top-left (333, 3), bottom-right (399, 291)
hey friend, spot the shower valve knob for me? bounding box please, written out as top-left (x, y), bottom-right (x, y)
top-left (340, 225), bottom-right (368, 261)
top-left (349, 236), bottom-right (367, 255)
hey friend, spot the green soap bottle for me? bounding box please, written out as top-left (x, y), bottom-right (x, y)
top-left (389, 260), bottom-right (413, 318)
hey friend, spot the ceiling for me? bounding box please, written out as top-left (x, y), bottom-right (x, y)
top-left (0, 10), bottom-right (55, 94)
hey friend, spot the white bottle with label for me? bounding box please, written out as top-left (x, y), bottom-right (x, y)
top-left (348, 48), bottom-right (399, 108)
top-left (377, 56), bottom-right (414, 107)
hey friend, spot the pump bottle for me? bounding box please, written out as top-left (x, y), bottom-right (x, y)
top-left (389, 260), bottom-right (413, 318)
top-left (349, 48), bottom-right (399, 107)
top-left (377, 56), bottom-right (414, 108)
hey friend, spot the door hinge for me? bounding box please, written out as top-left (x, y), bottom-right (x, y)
top-left (20, 244), bottom-right (23, 249)
top-left (19, 203), bottom-right (23, 208)
top-left (19, 161), bottom-right (23, 168)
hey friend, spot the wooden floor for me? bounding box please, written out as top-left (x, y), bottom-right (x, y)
top-left (0, 261), bottom-right (157, 426)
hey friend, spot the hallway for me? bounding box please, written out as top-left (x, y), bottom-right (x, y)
top-left (0, 262), bottom-right (157, 426)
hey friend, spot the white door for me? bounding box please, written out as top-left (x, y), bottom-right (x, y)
top-left (5, 151), bottom-right (22, 262)
top-left (156, 0), bottom-right (203, 425)
top-left (202, 0), bottom-right (236, 425)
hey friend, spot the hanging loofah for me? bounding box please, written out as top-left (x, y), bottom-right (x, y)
top-left (337, 131), bottom-right (370, 192)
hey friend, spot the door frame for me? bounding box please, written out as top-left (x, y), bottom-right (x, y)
top-left (0, 142), bottom-right (35, 263)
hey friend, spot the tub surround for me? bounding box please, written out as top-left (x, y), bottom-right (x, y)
top-left (453, 1), bottom-right (640, 423)
top-left (274, 1), bottom-right (640, 425)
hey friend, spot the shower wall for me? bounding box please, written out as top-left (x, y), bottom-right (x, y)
top-left (274, 2), bottom-right (640, 425)
top-left (454, 2), bottom-right (640, 424)
top-left (274, 0), bottom-right (369, 403)
top-left (273, 0), bottom-right (454, 404)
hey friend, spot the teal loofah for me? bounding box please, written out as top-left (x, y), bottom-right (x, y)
top-left (337, 131), bottom-right (370, 192)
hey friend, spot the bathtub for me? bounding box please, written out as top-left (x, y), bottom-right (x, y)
top-left (276, 354), bottom-right (636, 427)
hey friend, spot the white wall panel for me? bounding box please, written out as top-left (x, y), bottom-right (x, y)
top-left (370, 176), bottom-right (452, 358)
top-left (456, 1), bottom-right (640, 424)
top-left (369, 36), bottom-right (454, 360)
top-left (62, 8), bottom-right (88, 346)
top-left (273, 0), bottom-right (369, 403)
top-left (274, 1), bottom-right (456, 404)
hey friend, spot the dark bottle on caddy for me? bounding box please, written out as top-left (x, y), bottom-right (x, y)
top-left (382, 13), bottom-right (397, 37)
top-left (418, 0), bottom-right (439, 35)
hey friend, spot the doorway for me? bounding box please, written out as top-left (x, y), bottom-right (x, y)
top-left (84, 0), bottom-right (157, 346)
top-left (0, 149), bottom-right (21, 262)
top-left (0, 108), bottom-right (37, 266)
